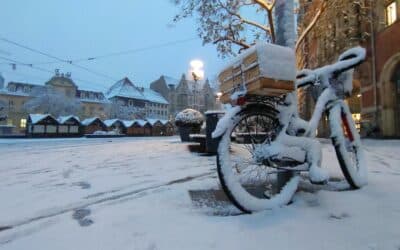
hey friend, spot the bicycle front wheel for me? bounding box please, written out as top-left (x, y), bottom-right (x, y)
top-left (329, 103), bottom-right (367, 189)
top-left (216, 105), bottom-right (300, 213)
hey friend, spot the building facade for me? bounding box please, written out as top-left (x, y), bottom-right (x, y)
top-left (297, 0), bottom-right (400, 137)
top-left (0, 72), bottom-right (109, 133)
top-left (106, 77), bottom-right (169, 120)
top-left (150, 74), bottom-right (217, 119)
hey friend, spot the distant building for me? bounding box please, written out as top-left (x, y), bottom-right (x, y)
top-left (150, 74), bottom-right (217, 119)
top-left (0, 71), bottom-right (109, 133)
top-left (106, 77), bottom-right (169, 120)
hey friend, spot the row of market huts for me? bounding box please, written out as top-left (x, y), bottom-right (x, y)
top-left (26, 114), bottom-right (175, 137)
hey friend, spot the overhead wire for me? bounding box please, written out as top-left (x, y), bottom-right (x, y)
top-left (0, 36), bottom-right (117, 81)
top-left (0, 36), bottom-right (200, 89)
top-left (0, 56), bottom-right (110, 89)
top-left (0, 37), bottom-right (198, 66)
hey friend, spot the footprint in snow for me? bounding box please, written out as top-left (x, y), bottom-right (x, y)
top-left (73, 181), bottom-right (91, 189)
top-left (72, 208), bottom-right (94, 227)
top-left (328, 212), bottom-right (350, 220)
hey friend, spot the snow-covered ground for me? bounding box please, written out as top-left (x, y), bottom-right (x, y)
top-left (0, 137), bottom-right (399, 250)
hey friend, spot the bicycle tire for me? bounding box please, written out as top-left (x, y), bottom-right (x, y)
top-left (328, 103), bottom-right (367, 189)
top-left (216, 104), bottom-right (300, 213)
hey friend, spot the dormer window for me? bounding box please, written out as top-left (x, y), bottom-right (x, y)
top-left (386, 1), bottom-right (397, 26)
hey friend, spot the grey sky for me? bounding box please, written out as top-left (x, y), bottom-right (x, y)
top-left (0, 0), bottom-right (226, 91)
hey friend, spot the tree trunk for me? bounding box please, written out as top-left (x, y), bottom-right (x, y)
top-left (274, 0), bottom-right (296, 192)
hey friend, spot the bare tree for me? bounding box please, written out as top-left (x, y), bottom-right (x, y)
top-left (172, 0), bottom-right (326, 56)
top-left (23, 87), bottom-right (82, 117)
top-left (106, 101), bottom-right (145, 120)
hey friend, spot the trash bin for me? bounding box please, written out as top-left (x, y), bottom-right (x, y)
top-left (205, 110), bottom-right (225, 154)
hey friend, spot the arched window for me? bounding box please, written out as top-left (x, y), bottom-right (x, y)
top-left (392, 62), bottom-right (400, 134)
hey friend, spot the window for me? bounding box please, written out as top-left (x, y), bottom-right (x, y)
top-left (386, 1), bottom-right (397, 26)
top-left (20, 118), bottom-right (27, 128)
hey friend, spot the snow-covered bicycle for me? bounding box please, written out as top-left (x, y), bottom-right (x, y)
top-left (213, 47), bottom-right (368, 213)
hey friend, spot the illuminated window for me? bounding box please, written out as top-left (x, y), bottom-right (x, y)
top-left (386, 1), bottom-right (397, 26)
top-left (352, 113), bottom-right (361, 132)
top-left (20, 118), bottom-right (27, 128)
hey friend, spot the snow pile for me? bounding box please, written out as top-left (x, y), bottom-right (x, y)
top-left (92, 130), bottom-right (119, 135)
top-left (175, 109), bottom-right (204, 126)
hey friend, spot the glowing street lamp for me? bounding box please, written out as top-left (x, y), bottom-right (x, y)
top-left (189, 59), bottom-right (204, 110)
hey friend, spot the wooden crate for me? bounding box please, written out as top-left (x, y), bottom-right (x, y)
top-left (218, 44), bottom-right (295, 104)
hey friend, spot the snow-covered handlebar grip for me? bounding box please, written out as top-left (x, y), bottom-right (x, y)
top-left (295, 69), bottom-right (316, 89)
top-left (332, 46), bottom-right (366, 77)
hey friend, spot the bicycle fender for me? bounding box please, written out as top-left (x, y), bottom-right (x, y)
top-left (212, 106), bottom-right (242, 138)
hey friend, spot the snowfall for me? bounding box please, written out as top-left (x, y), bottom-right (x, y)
top-left (0, 137), bottom-right (399, 250)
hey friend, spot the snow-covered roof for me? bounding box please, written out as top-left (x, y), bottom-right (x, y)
top-left (106, 77), bottom-right (168, 104)
top-left (146, 118), bottom-right (162, 126)
top-left (79, 98), bottom-right (111, 104)
top-left (106, 78), bottom-right (145, 100)
top-left (142, 88), bottom-right (168, 104)
top-left (104, 119), bottom-right (123, 127)
top-left (81, 117), bottom-right (103, 126)
top-left (29, 114), bottom-right (57, 124)
top-left (163, 76), bottom-right (180, 86)
top-left (122, 120), bottom-right (135, 127)
top-left (159, 119), bottom-right (172, 125)
top-left (57, 115), bottom-right (80, 124)
top-left (135, 119), bottom-right (150, 127)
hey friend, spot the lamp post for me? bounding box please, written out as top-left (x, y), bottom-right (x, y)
top-left (216, 92), bottom-right (223, 109)
top-left (189, 59), bottom-right (204, 111)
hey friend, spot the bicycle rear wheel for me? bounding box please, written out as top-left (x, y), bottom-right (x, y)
top-left (328, 103), bottom-right (367, 189)
top-left (216, 105), bottom-right (300, 213)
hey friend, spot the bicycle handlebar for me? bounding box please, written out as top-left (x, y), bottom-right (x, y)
top-left (295, 46), bottom-right (366, 89)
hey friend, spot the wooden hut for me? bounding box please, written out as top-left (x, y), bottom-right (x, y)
top-left (161, 120), bottom-right (175, 136)
top-left (135, 120), bottom-right (152, 136)
top-left (57, 115), bottom-right (81, 137)
top-left (104, 119), bottom-right (126, 134)
top-left (81, 117), bottom-right (107, 134)
top-left (26, 114), bottom-right (59, 137)
top-left (122, 120), bottom-right (139, 136)
top-left (147, 119), bottom-right (164, 136)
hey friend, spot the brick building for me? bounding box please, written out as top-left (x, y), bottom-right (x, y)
top-left (297, 0), bottom-right (400, 137)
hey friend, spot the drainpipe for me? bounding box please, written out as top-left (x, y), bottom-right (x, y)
top-left (369, 0), bottom-right (379, 134)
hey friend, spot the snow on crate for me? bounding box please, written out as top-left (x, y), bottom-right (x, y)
top-left (175, 109), bottom-right (204, 126)
top-left (218, 42), bottom-right (296, 103)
